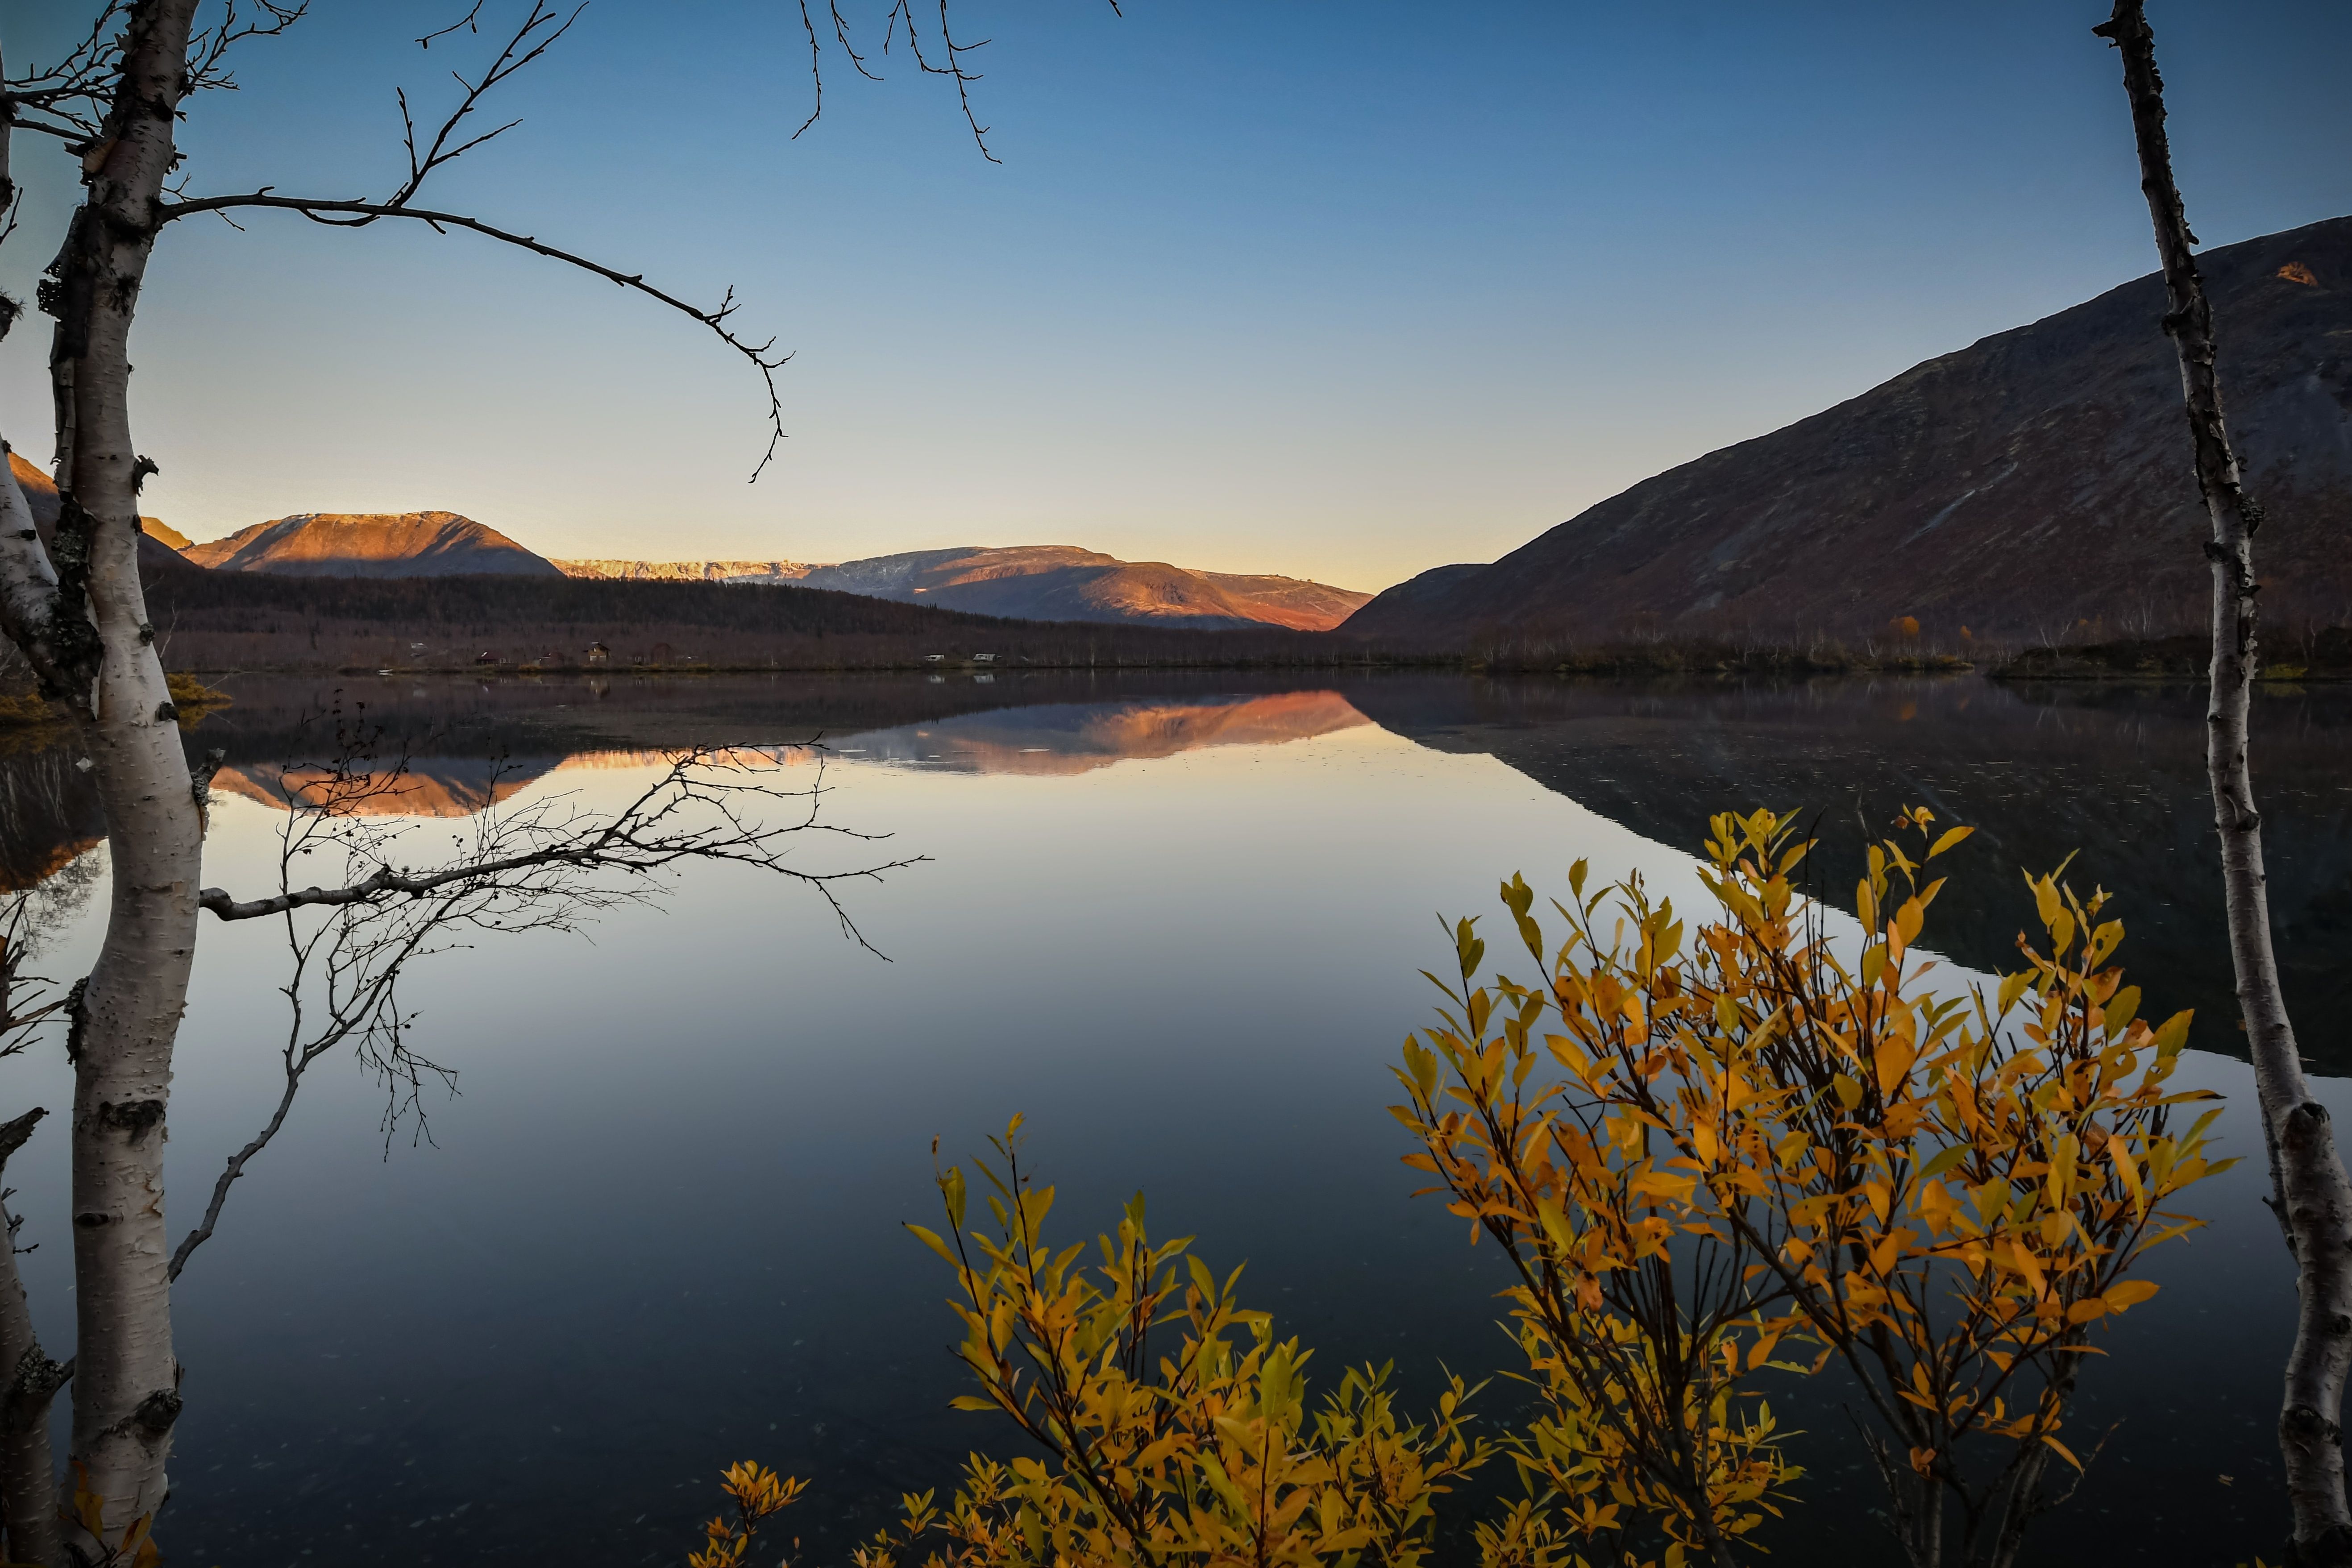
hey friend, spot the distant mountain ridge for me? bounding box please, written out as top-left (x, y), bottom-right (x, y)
top-left (186, 511), bottom-right (561, 577)
top-left (554, 559), bottom-right (814, 586)
top-left (188, 530), bottom-right (1369, 632)
top-left (1344, 215), bottom-right (2352, 647)
top-left (795, 545), bottom-right (1371, 631)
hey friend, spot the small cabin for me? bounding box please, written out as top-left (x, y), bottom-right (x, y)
top-left (586, 642), bottom-right (611, 666)
top-left (971, 652), bottom-right (998, 664)
top-left (474, 651), bottom-right (497, 666)
top-left (923, 654), bottom-right (946, 664)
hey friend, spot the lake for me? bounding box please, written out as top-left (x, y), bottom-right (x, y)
top-left (2, 669), bottom-right (2341, 1565)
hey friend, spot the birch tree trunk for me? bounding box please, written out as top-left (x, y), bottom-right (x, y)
top-left (0, 1111), bottom-right (66, 1568)
top-left (33, 0), bottom-right (207, 1546)
top-left (2094, 5), bottom-right (2352, 1561)
top-left (0, 2), bottom-right (924, 1552)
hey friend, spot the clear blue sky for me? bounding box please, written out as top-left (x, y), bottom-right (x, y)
top-left (4, 1), bottom-right (2349, 589)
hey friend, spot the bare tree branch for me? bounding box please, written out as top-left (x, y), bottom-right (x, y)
top-left (185, 1), bottom-right (312, 96)
top-left (793, 0), bottom-right (886, 140)
top-left (198, 744), bottom-right (914, 928)
top-left (2, 111), bottom-right (106, 147)
top-left (388, 0), bottom-right (581, 209)
top-left (888, 0), bottom-right (1001, 162)
top-left (150, 1), bottom-right (797, 475)
top-left (418, 2), bottom-right (490, 50)
top-left (790, 0), bottom-right (1121, 156)
top-left (0, 2), bottom-right (129, 137)
top-left (172, 715), bottom-right (923, 1279)
top-left (155, 191), bottom-right (792, 479)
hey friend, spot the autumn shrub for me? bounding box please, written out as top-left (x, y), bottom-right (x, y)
top-left (838, 1121), bottom-right (1492, 1568)
top-left (698, 809), bottom-right (2225, 1568)
top-left (1393, 808), bottom-right (2227, 1568)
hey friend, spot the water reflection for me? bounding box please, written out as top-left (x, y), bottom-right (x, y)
top-left (0, 742), bottom-right (105, 892)
top-left (1340, 675), bottom-right (2352, 1068)
top-left (829, 689), bottom-right (1367, 776)
top-left (0, 670), bottom-right (2318, 1565)
top-left (7, 671), bottom-right (2343, 1063)
top-left (211, 756), bottom-right (565, 817)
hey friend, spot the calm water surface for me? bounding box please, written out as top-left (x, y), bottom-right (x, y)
top-left (3, 671), bottom-right (2343, 1565)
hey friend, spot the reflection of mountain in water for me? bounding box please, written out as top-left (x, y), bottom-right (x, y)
top-left (5, 670), bottom-right (2348, 1068)
top-left (212, 756), bottom-right (563, 817)
top-left (832, 691), bottom-right (1367, 776)
top-left (193, 688), bottom-right (1365, 813)
top-left (1338, 676), bottom-right (2352, 1070)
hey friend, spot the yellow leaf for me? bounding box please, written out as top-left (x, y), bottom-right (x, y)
top-left (1895, 897), bottom-right (1925, 947)
top-left (2029, 873), bottom-right (2061, 931)
top-left (2151, 1010), bottom-right (2194, 1058)
top-left (2102, 1278), bottom-right (2160, 1311)
top-left (905, 1224), bottom-right (959, 1265)
top-left (2111, 1142), bottom-right (2148, 1218)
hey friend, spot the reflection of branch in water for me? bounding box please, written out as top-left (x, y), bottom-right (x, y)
top-left (0, 898), bottom-right (75, 1063)
top-left (170, 706), bottom-right (923, 1281)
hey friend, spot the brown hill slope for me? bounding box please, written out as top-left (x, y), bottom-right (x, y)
top-left (186, 511), bottom-right (561, 577)
top-left (7, 451), bottom-right (196, 577)
top-left (798, 545), bottom-right (1370, 631)
top-left (1197, 572), bottom-right (1376, 631)
top-left (1345, 216), bottom-right (2352, 648)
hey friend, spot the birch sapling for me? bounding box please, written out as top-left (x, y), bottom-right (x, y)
top-left (2093, 6), bottom-right (2352, 1561)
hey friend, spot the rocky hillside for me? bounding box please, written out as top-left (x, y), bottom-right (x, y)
top-left (553, 559), bottom-right (814, 586)
top-left (1345, 216), bottom-right (2352, 648)
top-left (7, 451), bottom-right (194, 576)
top-left (185, 512), bottom-right (561, 577)
top-left (798, 545), bottom-right (1371, 631)
top-left (1193, 572), bottom-right (1376, 632)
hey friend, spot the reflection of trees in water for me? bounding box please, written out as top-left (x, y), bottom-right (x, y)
top-left (0, 744), bottom-right (107, 897)
top-left (1340, 676), bottom-right (2352, 1070)
top-left (3, 854), bottom-right (103, 974)
top-left (9, 671), bottom-right (2348, 1067)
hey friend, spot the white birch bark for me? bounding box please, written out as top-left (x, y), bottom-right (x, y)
top-left (2096, 4), bottom-right (2352, 1561)
top-left (0, 449), bottom-right (66, 687)
top-left (0, 1111), bottom-right (66, 1568)
top-left (29, 0), bottom-right (207, 1544)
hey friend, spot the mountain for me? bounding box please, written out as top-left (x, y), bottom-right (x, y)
top-left (553, 559), bottom-right (814, 586)
top-left (184, 512), bottom-right (561, 577)
top-left (141, 517), bottom-right (193, 552)
top-left (1193, 572), bottom-right (1377, 632)
top-left (1344, 216), bottom-right (2352, 648)
top-left (796, 545), bottom-right (1371, 631)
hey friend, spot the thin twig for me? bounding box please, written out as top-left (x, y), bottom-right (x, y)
top-left (155, 192), bottom-right (792, 480)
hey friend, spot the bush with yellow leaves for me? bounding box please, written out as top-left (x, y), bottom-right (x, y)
top-left (694, 809), bottom-right (2226, 1568)
top-left (1394, 807), bottom-right (2228, 1568)
top-left (845, 1120), bottom-right (1491, 1568)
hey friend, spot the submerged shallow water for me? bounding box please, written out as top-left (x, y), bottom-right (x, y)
top-left (2, 670), bottom-right (2343, 1564)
